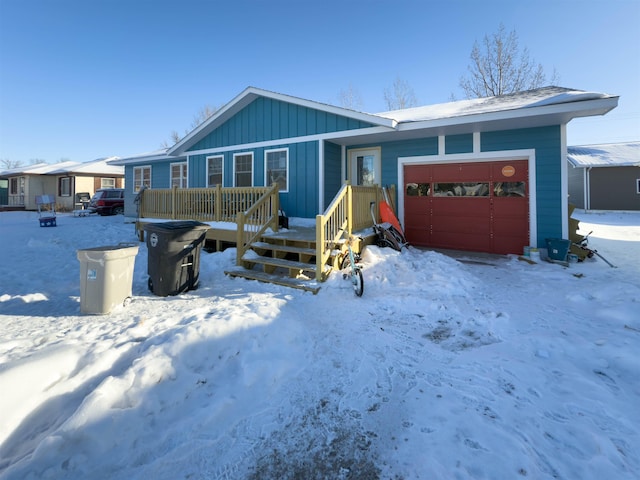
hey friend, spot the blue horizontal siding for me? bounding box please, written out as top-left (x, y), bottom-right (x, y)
top-left (482, 125), bottom-right (563, 245)
top-left (445, 134), bottom-right (473, 154)
top-left (188, 97), bottom-right (375, 152)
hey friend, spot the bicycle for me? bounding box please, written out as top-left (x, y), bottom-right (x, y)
top-left (340, 236), bottom-right (364, 297)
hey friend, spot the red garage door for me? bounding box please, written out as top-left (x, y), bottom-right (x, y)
top-left (404, 160), bottom-right (529, 254)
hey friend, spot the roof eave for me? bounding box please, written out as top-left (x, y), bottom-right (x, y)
top-left (395, 96), bottom-right (620, 135)
top-left (168, 87), bottom-right (397, 156)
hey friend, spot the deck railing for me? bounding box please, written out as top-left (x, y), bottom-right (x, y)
top-left (314, 183), bottom-right (395, 281)
top-left (236, 184), bottom-right (280, 265)
top-left (139, 185), bottom-right (273, 222)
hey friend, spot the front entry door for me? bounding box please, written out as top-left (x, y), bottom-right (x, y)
top-left (349, 148), bottom-right (381, 186)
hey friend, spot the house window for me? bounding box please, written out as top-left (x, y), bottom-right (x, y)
top-left (349, 147), bottom-right (381, 186)
top-left (59, 177), bottom-right (71, 196)
top-left (207, 156), bottom-right (224, 186)
top-left (133, 166), bottom-right (151, 193)
top-left (265, 148), bottom-right (288, 192)
top-left (234, 153), bottom-right (253, 187)
top-left (171, 162), bottom-right (188, 188)
top-left (637, 178), bottom-right (640, 194)
top-left (101, 178), bottom-right (116, 189)
top-left (9, 177), bottom-right (24, 195)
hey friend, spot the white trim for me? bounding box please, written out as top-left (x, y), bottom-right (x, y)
top-left (170, 161), bottom-right (188, 188)
top-left (133, 165), bottom-right (152, 193)
top-left (233, 152), bottom-right (254, 187)
top-left (206, 154), bottom-right (224, 187)
top-left (560, 124), bottom-right (569, 239)
top-left (473, 132), bottom-right (481, 153)
top-left (318, 141), bottom-right (324, 212)
top-left (341, 145), bottom-right (346, 183)
top-left (264, 147), bottom-right (289, 193)
top-left (179, 126), bottom-right (393, 159)
top-left (398, 148), bottom-right (538, 248)
top-left (438, 136), bottom-right (445, 156)
top-left (348, 147), bottom-right (382, 186)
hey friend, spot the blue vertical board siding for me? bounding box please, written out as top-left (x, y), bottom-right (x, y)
top-left (445, 134), bottom-right (473, 154)
top-left (152, 163), bottom-right (171, 189)
top-left (189, 154), bottom-right (206, 186)
top-left (192, 141), bottom-right (319, 218)
top-left (481, 125), bottom-right (563, 245)
top-left (324, 141), bottom-right (342, 210)
top-left (188, 97), bottom-right (375, 152)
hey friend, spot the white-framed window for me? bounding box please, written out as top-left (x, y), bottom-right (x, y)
top-left (207, 155), bottom-right (224, 187)
top-left (101, 177), bottom-right (116, 189)
top-left (170, 162), bottom-right (188, 188)
top-left (636, 178), bottom-right (640, 194)
top-left (133, 166), bottom-right (151, 193)
top-left (59, 177), bottom-right (71, 196)
top-left (265, 148), bottom-right (289, 192)
top-left (233, 153), bottom-right (253, 187)
top-left (349, 147), bottom-right (381, 186)
top-left (9, 176), bottom-right (24, 195)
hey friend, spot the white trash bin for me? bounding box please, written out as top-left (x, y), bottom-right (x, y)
top-left (77, 244), bottom-right (139, 314)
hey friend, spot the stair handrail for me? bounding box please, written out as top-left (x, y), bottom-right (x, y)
top-left (315, 182), bottom-right (352, 281)
top-left (236, 183), bottom-right (280, 265)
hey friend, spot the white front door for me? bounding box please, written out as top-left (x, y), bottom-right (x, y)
top-left (349, 147), bottom-right (381, 186)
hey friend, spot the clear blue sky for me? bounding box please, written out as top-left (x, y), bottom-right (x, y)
top-left (1, 0), bottom-right (638, 164)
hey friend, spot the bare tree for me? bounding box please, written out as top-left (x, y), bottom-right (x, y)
top-left (384, 77), bottom-right (418, 110)
top-left (162, 104), bottom-right (221, 148)
top-left (1, 158), bottom-right (22, 169)
top-left (459, 23), bottom-right (558, 99)
top-left (338, 83), bottom-right (364, 111)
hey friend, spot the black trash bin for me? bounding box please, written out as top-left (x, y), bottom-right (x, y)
top-left (145, 221), bottom-right (209, 296)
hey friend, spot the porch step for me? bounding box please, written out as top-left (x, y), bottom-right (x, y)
top-left (250, 241), bottom-right (316, 258)
top-left (224, 269), bottom-right (321, 294)
top-left (241, 252), bottom-right (331, 276)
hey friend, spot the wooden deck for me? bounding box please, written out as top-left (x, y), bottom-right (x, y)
top-left (135, 183), bottom-right (393, 291)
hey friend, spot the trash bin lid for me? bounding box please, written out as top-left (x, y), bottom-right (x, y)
top-left (77, 244), bottom-right (139, 261)
top-left (144, 221), bottom-right (209, 233)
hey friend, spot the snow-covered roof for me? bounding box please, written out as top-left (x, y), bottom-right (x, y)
top-left (0, 158), bottom-right (123, 177)
top-left (114, 85), bottom-right (618, 164)
top-left (567, 142), bottom-right (640, 168)
top-left (375, 87), bottom-right (615, 123)
top-left (109, 148), bottom-right (184, 166)
top-left (48, 157), bottom-right (123, 175)
top-left (0, 161), bottom-right (77, 177)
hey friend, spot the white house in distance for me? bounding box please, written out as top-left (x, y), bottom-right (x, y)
top-left (0, 157), bottom-right (124, 211)
top-left (567, 142), bottom-right (639, 211)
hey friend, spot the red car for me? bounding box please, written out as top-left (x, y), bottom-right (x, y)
top-left (89, 188), bottom-right (125, 215)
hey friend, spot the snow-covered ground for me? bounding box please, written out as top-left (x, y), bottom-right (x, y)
top-left (0, 209), bottom-right (638, 480)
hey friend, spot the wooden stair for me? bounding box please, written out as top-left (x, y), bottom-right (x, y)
top-left (224, 234), bottom-right (340, 294)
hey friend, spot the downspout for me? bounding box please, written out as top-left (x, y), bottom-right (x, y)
top-left (585, 167), bottom-right (592, 211)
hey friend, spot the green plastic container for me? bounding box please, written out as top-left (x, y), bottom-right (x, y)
top-left (545, 238), bottom-right (571, 262)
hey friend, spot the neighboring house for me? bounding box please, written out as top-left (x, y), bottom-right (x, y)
top-left (567, 142), bottom-right (639, 210)
top-left (0, 158), bottom-right (124, 211)
top-left (111, 86), bottom-right (618, 254)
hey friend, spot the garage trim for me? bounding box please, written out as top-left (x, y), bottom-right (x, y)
top-left (398, 148), bottom-right (538, 248)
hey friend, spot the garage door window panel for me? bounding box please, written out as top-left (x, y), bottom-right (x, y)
top-left (406, 182), bottom-right (430, 196)
top-left (433, 182), bottom-right (489, 197)
top-left (494, 182), bottom-right (526, 197)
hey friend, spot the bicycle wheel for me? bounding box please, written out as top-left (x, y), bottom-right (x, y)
top-left (352, 269), bottom-right (364, 297)
top-left (341, 255), bottom-right (352, 279)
